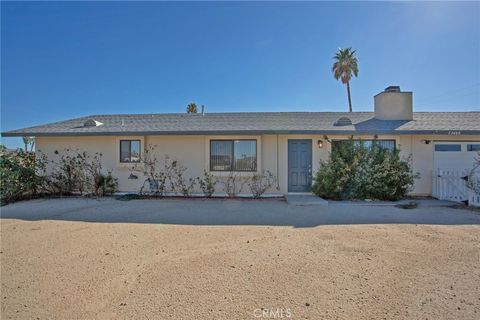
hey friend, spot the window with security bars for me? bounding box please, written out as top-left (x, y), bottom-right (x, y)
top-left (210, 140), bottom-right (257, 171)
top-left (332, 140), bottom-right (396, 152)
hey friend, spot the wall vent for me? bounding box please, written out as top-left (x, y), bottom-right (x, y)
top-left (334, 117), bottom-right (353, 126)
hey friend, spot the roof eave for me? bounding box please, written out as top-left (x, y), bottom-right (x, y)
top-left (3, 129), bottom-right (480, 137)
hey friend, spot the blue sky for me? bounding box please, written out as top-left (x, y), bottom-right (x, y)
top-left (1, 1), bottom-right (479, 148)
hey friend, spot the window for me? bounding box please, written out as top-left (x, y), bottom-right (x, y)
top-left (210, 140), bottom-right (257, 171)
top-left (332, 139), bottom-right (396, 152)
top-left (467, 144), bottom-right (480, 152)
top-left (120, 140), bottom-right (141, 163)
top-left (434, 144), bottom-right (461, 152)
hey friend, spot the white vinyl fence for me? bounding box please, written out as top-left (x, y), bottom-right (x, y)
top-left (470, 192), bottom-right (480, 207)
top-left (432, 168), bottom-right (480, 207)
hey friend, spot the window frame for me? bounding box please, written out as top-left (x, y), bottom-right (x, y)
top-left (209, 139), bottom-right (257, 172)
top-left (467, 144), bottom-right (480, 152)
top-left (119, 139), bottom-right (141, 163)
top-left (434, 144), bottom-right (462, 152)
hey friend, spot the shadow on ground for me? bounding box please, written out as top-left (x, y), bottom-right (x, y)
top-left (1, 198), bottom-right (479, 228)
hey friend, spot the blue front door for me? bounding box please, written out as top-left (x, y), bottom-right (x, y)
top-left (288, 139), bottom-right (312, 192)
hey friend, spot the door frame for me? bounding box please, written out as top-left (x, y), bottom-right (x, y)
top-left (287, 139), bottom-right (313, 192)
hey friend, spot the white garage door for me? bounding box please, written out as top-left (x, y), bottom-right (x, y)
top-left (433, 141), bottom-right (480, 203)
top-left (434, 142), bottom-right (480, 170)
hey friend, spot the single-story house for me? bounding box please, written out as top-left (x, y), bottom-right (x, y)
top-left (2, 86), bottom-right (480, 198)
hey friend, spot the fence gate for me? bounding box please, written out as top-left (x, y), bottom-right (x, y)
top-left (432, 168), bottom-right (479, 206)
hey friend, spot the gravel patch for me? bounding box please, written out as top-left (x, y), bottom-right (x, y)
top-left (1, 213), bottom-right (479, 319)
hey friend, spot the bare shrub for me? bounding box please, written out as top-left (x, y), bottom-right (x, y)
top-left (467, 151), bottom-right (480, 195)
top-left (45, 149), bottom-right (117, 196)
top-left (248, 170), bottom-right (277, 199)
top-left (169, 159), bottom-right (196, 196)
top-left (220, 171), bottom-right (248, 198)
top-left (132, 145), bottom-right (168, 195)
top-left (197, 170), bottom-right (217, 197)
top-left (132, 145), bottom-right (195, 196)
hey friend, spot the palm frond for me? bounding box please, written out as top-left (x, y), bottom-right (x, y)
top-left (331, 47), bottom-right (359, 82)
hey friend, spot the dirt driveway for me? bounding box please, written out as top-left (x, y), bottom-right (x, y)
top-left (1, 199), bottom-right (479, 319)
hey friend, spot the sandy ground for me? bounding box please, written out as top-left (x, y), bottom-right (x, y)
top-left (1, 210), bottom-right (479, 320)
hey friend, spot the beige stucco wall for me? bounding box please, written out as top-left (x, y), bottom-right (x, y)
top-left (36, 136), bottom-right (146, 191)
top-left (36, 135), bottom-right (263, 193)
top-left (36, 133), bottom-right (480, 195)
top-left (263, 134), bottom-right (401, 193)
top-left (398, 134), bottom-right (480, 195)
top-left (374, 91), bottom-right (413, 120)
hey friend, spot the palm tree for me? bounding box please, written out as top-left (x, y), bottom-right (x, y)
top-left (332, 47), bottom-right (359, 112)
top-left (22, 136), bottom-right (34, 152)
top-left (186, 103), bottom-right (198, 113)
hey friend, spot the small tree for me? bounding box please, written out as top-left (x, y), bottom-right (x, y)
top-left (186, 103), bottom-right (198, 113)
top-left (22, 136), bottom-right (35, 152)
top-left (332, 47), bottom-right (359, 112)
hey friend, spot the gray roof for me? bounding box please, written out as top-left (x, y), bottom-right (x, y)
top-left (2, 112), bottom-right (480, 137)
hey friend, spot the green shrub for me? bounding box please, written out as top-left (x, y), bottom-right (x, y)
top-left (94, 172), bottom-right (118, 196)
top-left (1, 146), bottom-right (118, 203)
top-left (0, 145), bottom-right (46, 205)
top-left (312, 139), bottom-right (419, 201)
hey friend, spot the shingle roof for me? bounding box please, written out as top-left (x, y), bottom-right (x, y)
top-left (2, 112), bottom-right (480, 137)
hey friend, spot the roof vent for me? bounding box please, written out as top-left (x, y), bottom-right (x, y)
top-left (334, 117), bottom-right (353, 126)
top-left (384, 86), bottom-right (401, 93)
top-left (83, 119), bottom-right (103, 127)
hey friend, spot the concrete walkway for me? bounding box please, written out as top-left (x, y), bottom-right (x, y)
top-left (328, 199), bottom-right (457, 207)
top-left (285, 194), bottom-right (457, 207)
top-left (1, 197), bottom-right (479, 228)
top-left (286, 193), bottom-right (328, 205)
